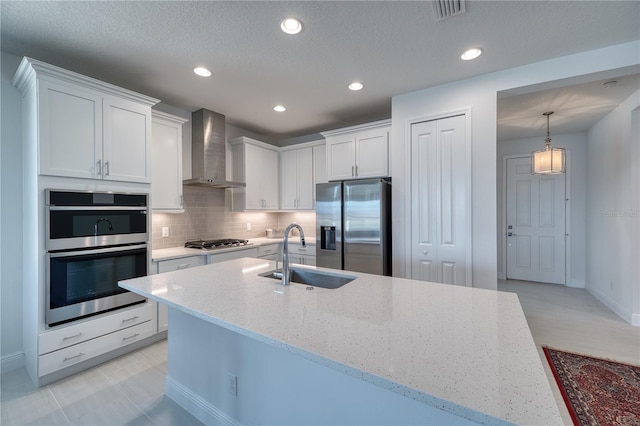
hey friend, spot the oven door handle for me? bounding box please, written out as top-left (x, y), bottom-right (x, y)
top-left (48, 244), bottom-right (148, 258)
top-left (48, 206), bottom-right (147, 211)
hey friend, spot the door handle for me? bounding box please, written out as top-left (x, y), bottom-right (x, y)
top-left (507, 232), bottom-right (517, 237)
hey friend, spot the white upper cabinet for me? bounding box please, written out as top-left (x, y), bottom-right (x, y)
top-left (37, 79), bottom-right (103, 179)
top-left (280, 146), bottom-right (313, 210)
top-left (322, 120), bottom-right (390, 181)
top-left (103, 95), bottom-right (152, 182)
top-left (12, 57), bottom-right (158, 183)
top-left (230, 137), bottom-right (279, 211)
top-left (151, 111), bottom-right (188, 211)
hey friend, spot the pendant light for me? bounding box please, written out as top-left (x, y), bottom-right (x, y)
top-left (532, 111), bottom-right (565, 175)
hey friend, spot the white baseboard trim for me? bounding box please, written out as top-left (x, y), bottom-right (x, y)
top-left (165, 376), bottom-right (240, 426)
top-left (1, 351), bottom-right (25, 374)
top-left (567, 278), bottom-right (585, 288)
top-left (586, 286), bottom-right (637, 327)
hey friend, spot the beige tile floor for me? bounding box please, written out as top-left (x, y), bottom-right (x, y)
top-left (2, 281), bottom-right (638, 425)
top-left (498, 279), bottom-right (640, 425)
top-left (0, 340), bottom-right (201, 425)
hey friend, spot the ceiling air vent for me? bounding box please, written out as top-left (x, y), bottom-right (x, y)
top-left (432, 0), bottom-right (466, 20)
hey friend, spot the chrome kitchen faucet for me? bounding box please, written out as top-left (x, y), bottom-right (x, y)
top-left (281, 222), bottom-right (306, 286)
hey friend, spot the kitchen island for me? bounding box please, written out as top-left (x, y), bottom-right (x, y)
top-left (120, 257), bottom-right (561, 425)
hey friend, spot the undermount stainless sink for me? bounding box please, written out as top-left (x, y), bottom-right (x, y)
top-left (259, 268), bottom-right (356, 289)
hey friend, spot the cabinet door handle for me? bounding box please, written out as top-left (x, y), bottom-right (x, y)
top-left (355, 165), bottom-right (359, 176)
top-left (352, 165), bottom-right (355, 177)
top-left (62, 332), bottom-right (84, 341)
top-left (63, 353), bottom-right (86, 362)
top-left (104, 161), bottom-right (110, 176)
top-left (122, 333), bottom-right (140, 341)
top-left (177, 263), bottom-right (191, 270)
top-left (121, 315), bottom-right (140, 323)
top-left (96, 160), bottom-right (102, 176)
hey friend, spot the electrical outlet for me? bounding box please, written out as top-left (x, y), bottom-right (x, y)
top-left (227, 374), bottom-right (237, 396)
top-left (246, 222), bottom-right (252, 231)
top-left (162, 227), bottom-right (170, 238)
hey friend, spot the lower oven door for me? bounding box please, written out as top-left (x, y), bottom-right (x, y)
top-left (46, 244), bottom-right (148, 326)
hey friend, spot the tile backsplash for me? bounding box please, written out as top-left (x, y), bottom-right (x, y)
top-left (151, 186), bottom-right (316, 249)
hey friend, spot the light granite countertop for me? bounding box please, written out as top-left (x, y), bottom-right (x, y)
top-left (121, 257), bottom-right (561, 425)
top-left (152, 237), bottom-right (312, 262)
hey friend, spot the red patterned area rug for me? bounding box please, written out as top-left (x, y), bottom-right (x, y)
top-left (543, 347), bottom-right (640, 425)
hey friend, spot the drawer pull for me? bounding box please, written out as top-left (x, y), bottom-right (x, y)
top-left (122, 333), bottom-right (140, 341)
top-left (121, 315), bottom-right (140, 323)
top-left (62, 332), bottom-right (84, 341)
top-left (177, 263), bottom-right (191, 270)
top-left (63, 352), bottom-right (85, 362)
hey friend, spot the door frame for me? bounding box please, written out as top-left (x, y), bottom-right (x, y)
top-left (405, 108), bottom-right (473, 286)
top-left (500, 153), bottom-right (572, 285)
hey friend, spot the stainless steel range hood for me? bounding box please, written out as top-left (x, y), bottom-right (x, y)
top-left (183, 108), bottom-right (246, 189)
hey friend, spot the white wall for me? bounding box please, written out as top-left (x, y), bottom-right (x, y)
top-left (586, 89), bottom-right (640, 326)
top-left (1, 51), bottom-right (25, 372)
top-left (497, 133), bottom-right (587, 287)
top-left (391, 41), bottom-right (639, 290)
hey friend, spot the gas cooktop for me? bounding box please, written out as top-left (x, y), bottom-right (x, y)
top-left (184, 238), bottom-right (251, 250)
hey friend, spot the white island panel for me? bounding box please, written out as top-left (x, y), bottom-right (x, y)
top-left (120, 257), bottom-right (561, 425)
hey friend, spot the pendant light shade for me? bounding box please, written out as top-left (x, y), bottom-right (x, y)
top-left (532, 111), bottom-right (565, 175)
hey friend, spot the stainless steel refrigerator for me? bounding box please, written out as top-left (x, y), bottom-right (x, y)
top-left (316, 178), bottom-right (391, 276)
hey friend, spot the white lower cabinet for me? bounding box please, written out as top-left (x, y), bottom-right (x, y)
top-left (154, 255), bottom-right (207, 332)
top-left (38, 302), bottom-right (155, 376)
top-left (288, 244), bottom-right (316, 266)
top-left (258, 243), bottom-right (281, 262)
top-left (156, 255), bottom-right (206, 274)
top-left (209, 247), bottom-right (258, 263)
top-left (39, 320), bottom-right (155, 376)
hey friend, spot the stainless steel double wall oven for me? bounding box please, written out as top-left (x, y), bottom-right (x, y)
top-left (45, 190), bottom-right (149, 326)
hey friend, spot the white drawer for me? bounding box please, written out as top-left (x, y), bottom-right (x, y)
top-left (39, 303), bottom-right (154, 355)
top-left (157, 255), bottom-right (206, 273)
top-left (289, 254), bottom-right (316, 266)
top-left (288, 244), bottom-right (314, 256)
top-left (209, 247), bottom-right (258, 263)
top-left (258, 244), bottom-right (280, 257)
top-left (39, 320), bottom-right (155, 376)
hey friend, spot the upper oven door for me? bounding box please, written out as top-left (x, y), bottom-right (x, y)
top-left (46, 190), bottom-right (149, 251)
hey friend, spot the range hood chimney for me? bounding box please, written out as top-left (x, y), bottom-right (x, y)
top-left (183, 108), bottom-right (246, 189)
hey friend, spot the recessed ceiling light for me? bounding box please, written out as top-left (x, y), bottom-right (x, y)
top-left (281, 18), bottom-right (303, 35)
top-left (273, 105), bottom-right (286, 112)
top-left (460, 48), bottom-right (482, 61)
top-left (193, 67), bottom-right (212, 77)
top-left (348, 82), bottom-right (364, 91)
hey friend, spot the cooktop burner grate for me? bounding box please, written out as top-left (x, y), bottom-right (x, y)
top-left (184, 238), bottom-right (250, 250)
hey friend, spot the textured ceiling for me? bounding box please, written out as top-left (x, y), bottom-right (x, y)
top-left (1, 1), bottom-right (639, 141)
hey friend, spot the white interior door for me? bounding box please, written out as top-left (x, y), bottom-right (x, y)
top-left (506, 157), bottom-right (566, 284)
top-left (411, 115), bottom-right (467, 285)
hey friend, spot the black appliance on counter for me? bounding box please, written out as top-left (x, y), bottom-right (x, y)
top-left (45, 190), bottom-right (149, 327)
